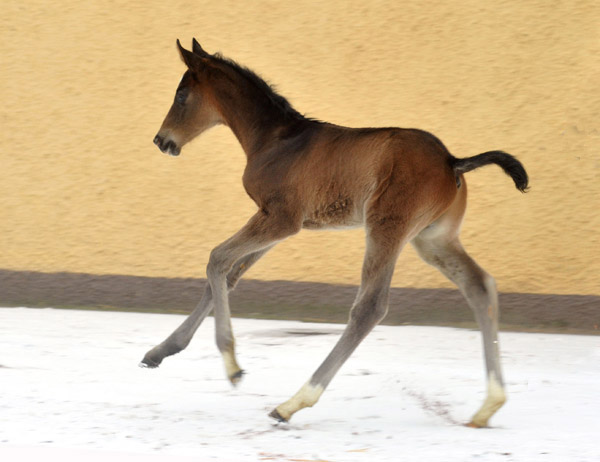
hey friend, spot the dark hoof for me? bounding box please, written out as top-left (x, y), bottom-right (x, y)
top-left (268, 408), bottom-right (288, 423)
top-left (139, 355), bottom-right (161, 368)
top-left (229, 369), bottom-right (245, 386)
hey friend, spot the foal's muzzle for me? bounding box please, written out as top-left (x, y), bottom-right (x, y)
top-left (153, 134), bottom-right (181, 156)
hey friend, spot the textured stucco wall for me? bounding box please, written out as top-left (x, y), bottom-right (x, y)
top-left (1, 0), bottom-right (598, 295)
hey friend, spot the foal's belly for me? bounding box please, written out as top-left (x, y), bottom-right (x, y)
top-left (302, 197), bottom-right (364, 230)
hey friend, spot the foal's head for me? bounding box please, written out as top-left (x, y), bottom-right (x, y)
top-left (153, 39), bottom-right (222, 156)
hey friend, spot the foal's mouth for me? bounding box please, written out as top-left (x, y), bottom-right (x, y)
top-left (153, 135), bottom-right (181, 157)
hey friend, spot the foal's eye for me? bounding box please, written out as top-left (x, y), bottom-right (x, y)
top-left (175, 90), bottom-right (188, 105)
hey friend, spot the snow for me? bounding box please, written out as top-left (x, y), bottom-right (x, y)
top-left (1, 307), bottom-right (598, 462)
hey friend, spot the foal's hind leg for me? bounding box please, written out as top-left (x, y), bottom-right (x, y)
top-left (270, 222), bottom-right (404, 422)
top-left (140, 246), bottom-right (272, 368)
top-left (412, 228), bottom-right (506, 427)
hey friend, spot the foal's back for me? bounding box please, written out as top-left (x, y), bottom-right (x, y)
top-left (244, 121), bottom-right (459, 232)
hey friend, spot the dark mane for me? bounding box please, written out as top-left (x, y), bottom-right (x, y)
top-left (212, 53), bottom-right (306, 123)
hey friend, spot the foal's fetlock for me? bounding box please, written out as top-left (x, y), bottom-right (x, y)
top-left (468, 373), bottom-right (507, 428)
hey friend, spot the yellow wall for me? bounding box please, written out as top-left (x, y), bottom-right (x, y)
top-left (1, 1), bottom-right (598, 295)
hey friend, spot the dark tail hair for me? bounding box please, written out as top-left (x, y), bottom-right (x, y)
top-left (451, 150), bottom-right (529, 192)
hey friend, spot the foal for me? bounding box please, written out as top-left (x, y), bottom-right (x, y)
top-left (142, 39), bottom-right (529, 427)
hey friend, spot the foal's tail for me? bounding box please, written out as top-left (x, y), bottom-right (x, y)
top-left (450, 151), bottom-right (529, 192)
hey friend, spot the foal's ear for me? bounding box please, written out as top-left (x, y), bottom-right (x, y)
top-left (176, 39), bottom-right (201, 70)
top-left (192, 38), bottom-right (210, 58)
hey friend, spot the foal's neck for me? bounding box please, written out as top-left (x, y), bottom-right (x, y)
top-left (208, 60), bottom-right (307, 157)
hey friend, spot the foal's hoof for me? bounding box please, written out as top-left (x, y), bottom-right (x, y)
top-left (465, 421), bottom-right (486, 429)
top-left (139, 355), bottom-right (162, 369)
top-left (229, 369), bottom-right (245, 386)
top-left (268, 408), bottom-right (288, 423)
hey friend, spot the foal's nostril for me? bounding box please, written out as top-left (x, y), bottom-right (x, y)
top-left (153, 134), bottom-right (180, 156)
top-left (164, 140), bottom-right (181, 156)
top-left (153, 134), bottom-right (171, 153)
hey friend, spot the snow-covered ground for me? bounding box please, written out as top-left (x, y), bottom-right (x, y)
top-left (1, 307), bottom-right (598, 462)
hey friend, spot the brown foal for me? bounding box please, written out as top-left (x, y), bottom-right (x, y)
top-left (142, 39), bottom-right (529, 427)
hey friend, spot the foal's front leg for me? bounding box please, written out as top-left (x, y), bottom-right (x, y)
top-left (140, 285), bottom-right (213, 368)
top-left (140, 246), bottom-right (273, 369)
top-left (206, 211), bottom-right (301, 384)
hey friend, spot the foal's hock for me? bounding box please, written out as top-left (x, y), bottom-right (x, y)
top-left (142, 39), bottom-right (529, 427)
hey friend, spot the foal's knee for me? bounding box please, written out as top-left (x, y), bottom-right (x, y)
top-left (226, 263), bottom-right (245, 290)
top-left (207, 248), bottom-right (230, 281)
